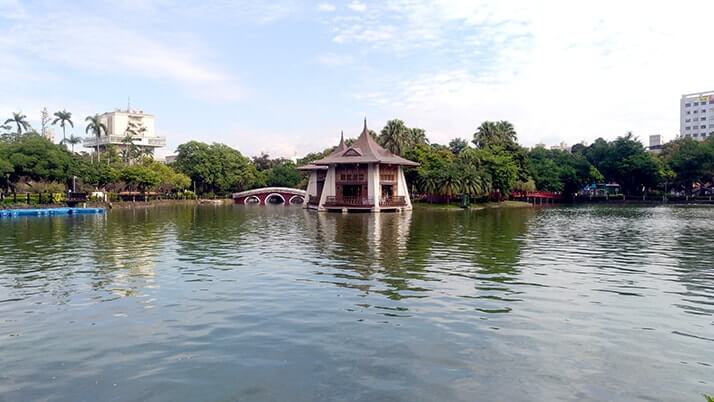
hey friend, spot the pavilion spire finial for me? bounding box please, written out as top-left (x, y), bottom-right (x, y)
top-left (363, 116), bottom-right (367, 132)
top-left (340, 130), bottom-right (344, 142)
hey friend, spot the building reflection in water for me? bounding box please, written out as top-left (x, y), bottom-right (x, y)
top-left (303, 208), bottom-right (533, 305)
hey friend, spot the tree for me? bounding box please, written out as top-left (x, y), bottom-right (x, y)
top-left (120, 134), bottom-right (139, 164)
top-left (120, 164), bottom-right (160, 192)
top-left (472, 121), bottom-right (517, 150)
top-left (65, 135), bottom-right (82, 153)
top-left (408, 127), bottom-right (429, 148)
top-left (379, 119), bottom-right (410, 155)
top-left (448, 138), bottom-right (469, 155)
top-left (77, 160), bottom-right (118, 189)
top-left (661, 138), bottom-right (713, 195)
top-left (4, 112), bottom-right (32, 136)
top-left (584, 133), bottom-right (661, 195)
top-left (40, 107), bottom-right (51, 138)
top-left (265, 161), bottom-right (303, 188)
top-left (85, 114), bottom-right (108, 162)
top-left (0, 133), bottom-right (74, 184)
top-left (526, 147), bottom-right (602, 197)
top-left (174, 141), bottom-right (262, 194)
top-left (52, 110), bottom-right (73, 144)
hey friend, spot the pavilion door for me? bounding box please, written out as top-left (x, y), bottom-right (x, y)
top-left (341, 184), bottom-right (362, 205)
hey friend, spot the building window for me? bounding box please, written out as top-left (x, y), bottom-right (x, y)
top-left (686, 126), bottom-right (691, 130)
top-left (685, 134), bottom-right (691, 137)
top-left (685, 118), bottom-right (691, 122)
top-left (685, 103), bottom-right (692, 107)
top-left (709, 100), bottom-right (714, 104)
top-left (703, 117), bottom-right (708, 121)
top-left (694, 133), bottom-right (699, 137)
top-left (687, 111), bottom-right (691, 115)
top-left (694, 102), bottom-right (700, 106)
top-left (703, 110), bottom-right (707, 113)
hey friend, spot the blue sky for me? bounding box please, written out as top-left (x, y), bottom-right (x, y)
top-left (1, 0), bottom-right (713, 158)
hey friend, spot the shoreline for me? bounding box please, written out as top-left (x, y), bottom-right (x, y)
top-left (5, 198), bottom-right (714, 211)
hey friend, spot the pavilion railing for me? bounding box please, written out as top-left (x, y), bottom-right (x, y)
top-left (324, 196), bottom-right (374, 207)
top-left (380, 196), bottom-right (406, 206)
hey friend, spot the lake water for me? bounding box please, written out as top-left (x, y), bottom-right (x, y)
top-left (0, 205), bottom-right (712, 402)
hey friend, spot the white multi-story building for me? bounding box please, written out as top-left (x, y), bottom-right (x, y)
top-left (83, 108), bottom-right (166, 154)
top-left (648, 134), bottom-right (663, 154)
top-left (680, 90), bottom-right (714, 141)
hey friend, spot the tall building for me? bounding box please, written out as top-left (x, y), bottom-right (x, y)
top-left (680, 90), bottom-right (714, 140)
top-left (298, 119), bottom-right (418, 212)
top-left (83, 107), bottom-right (166, 154)
top-left (648, 134), bottom-right (663, 154)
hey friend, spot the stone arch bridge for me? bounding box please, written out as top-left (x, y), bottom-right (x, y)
top-left (232, 187), bottom-right (306, 206)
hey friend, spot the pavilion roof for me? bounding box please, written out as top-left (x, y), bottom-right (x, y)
top-left (307, 120), bottom-right (419, 167)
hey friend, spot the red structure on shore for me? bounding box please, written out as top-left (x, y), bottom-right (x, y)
top-left (512, 191), bottom-right (562, 204)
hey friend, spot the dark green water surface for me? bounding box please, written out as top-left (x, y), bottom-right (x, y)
top-left (0, 205), bottom-right (712, 401)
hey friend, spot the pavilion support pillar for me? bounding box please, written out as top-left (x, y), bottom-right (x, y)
top-left (318, 165), bottom-right (337, 212)
top-left (396, 165), bottom-right (412, 211)
top-left (368, 163), bottom-right (381, 213)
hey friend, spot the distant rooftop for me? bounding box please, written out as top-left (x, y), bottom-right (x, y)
top-left (681, 90), bottom-right (714, 98)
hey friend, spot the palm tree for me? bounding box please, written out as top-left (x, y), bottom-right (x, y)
top-left (52, 110), bottom-right (73, 144)
top-left (140, 147), bottom-right (154, 159)
top-left (85, 114), bottom-right (107, 162)
top-left (4, 112), bottom-right (31, 136)
top-left (439, 170), bottom-right (462, 202)
top-left (408, 127), bottom-right (429, 148)
top-left (419, 171), bottom-right (440, 198)
top-left (379, 119), bottom-right (409, 155)
top-left (473, 120), bottom-right (518, 149)
top-left (65, 135), bottom-right (82, 153)
top-left (461, 169), bottom-right (489, 196)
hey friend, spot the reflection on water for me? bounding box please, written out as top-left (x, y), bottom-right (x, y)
top-left (0, 205), bottom-right (712, 402)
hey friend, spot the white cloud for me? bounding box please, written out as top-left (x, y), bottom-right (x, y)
top-left (347, 1), bottom-right (367, 12)
top-left (317, 2), bottom-right (336, 12)
top-left (0, 11), bottom-right (243, 102)
top-left (345, 0), bottom-right (714, 146)
top-left (316, 53), bottom-right (354, 66)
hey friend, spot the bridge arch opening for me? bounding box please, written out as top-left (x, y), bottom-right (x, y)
top-left (266, 193), bottom-right (286, 205)
top-left (244, 196), bottom-right (261, 205)
top-left (288, 195), bottom-right (304, 205)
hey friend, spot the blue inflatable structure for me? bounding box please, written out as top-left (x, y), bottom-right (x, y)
top-left (0, 207), bottom-right (105, 218)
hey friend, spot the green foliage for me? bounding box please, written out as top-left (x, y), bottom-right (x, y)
top-left (174, 141), bottom-right (262, 194)
top-left (660, 138), bottom-right (714, 195)
top-left (703, 394), bottom-right (713, 402)
top-left (473, 121), bottom-right (518, 150)
top-left (448, 138), bottom-right (469, 154)
top-left (527, 147), bottom-right (602, 197)
top-left (4, 112), bottom-right (32, 135)
top-left (379, 119), bottom-right (410, 155)
top-left (120, 164), bottom-right (161, 191)
top-left (52, 109), bottom-right (73, 143)
top-left (266, 161), bottom-right (303, 188)
top-left (0, 133), bottom-right (74, 184)
top-left (583, 132), bottom-right (662, 194)
top-left (77, 160), bottom-right (119, 188)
